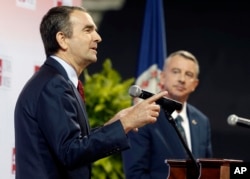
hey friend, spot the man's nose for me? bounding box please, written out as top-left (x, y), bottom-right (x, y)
top-left (178, 73), bottom-right (186, 82)
top-left (94, 31), bottom-right (102, 43)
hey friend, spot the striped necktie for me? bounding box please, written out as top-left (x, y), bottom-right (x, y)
top-left (175, 115), bottom-right (187, 144)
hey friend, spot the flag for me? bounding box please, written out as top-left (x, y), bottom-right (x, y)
top-left (135, 0), bottom-right (167, 93)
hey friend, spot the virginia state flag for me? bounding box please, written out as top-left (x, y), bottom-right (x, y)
top-left (135, 0), bottom-right (167, 93)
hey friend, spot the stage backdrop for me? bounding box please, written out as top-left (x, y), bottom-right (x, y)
top-left (0, 0), bottom-right (81, 178)
top-left (95, 0), bottom-right (250, 163)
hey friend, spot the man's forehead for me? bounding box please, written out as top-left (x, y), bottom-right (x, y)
top-left (70, 10), bottom-right (97, 28)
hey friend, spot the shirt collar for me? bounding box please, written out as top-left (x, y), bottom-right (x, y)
top-left (172, 102), bottom-right (187, 119)
top-left (50, 55), bottom-right (78, 88)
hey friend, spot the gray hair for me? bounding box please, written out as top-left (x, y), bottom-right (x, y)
top-left (163, 50), bottom-right (200, 77)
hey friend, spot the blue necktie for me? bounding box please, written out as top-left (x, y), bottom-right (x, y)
top-left (175, 115), bottom-right (187, 144)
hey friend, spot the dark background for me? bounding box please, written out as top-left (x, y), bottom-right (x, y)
top-left (87, 1), bottom-right (250, 162)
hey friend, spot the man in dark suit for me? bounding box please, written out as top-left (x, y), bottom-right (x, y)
top-left (14, 6), bottom-right (168, 179)
top-left (122, 50), bottom-right (213, 179)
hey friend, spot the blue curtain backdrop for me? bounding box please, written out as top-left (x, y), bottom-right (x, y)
top-left (135, 0), bottom-right (167, 93)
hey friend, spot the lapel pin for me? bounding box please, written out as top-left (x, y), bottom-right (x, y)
top-left (192, 119), bottom-right (197, 125)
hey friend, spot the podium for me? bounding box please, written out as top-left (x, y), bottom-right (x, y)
top-left (165, 158), bottom-right (243, 179)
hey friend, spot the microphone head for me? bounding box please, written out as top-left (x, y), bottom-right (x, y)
top-left (129, 85), bottom-right (142, 97)
top-left (227, 114), bottom-right (238, 126)
top-left (128, 85), bottom-right (182, 112)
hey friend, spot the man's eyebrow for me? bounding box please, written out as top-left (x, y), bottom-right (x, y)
top-left (84, 24), bottom-right (97, 30)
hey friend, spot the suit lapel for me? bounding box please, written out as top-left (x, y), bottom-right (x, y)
top-left (45, 57), bottom-right (91, 134)
top-left (68, 80), bottom-right (90, 134)
top-left (187, 105), bottom-right (200, 157)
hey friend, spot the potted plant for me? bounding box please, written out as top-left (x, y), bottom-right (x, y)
top-left (83, 59), bottom-right (134, 179)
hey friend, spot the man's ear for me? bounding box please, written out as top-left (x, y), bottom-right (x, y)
top-left (192, 79), bottom-right (199, 92)
top-left (56, 31), bottom-right (67, 50)
top-left (159, 71), bottom-right (165, 87)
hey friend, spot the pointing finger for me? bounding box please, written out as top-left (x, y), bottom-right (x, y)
top-left (145, 91), bottom-right (168, 104)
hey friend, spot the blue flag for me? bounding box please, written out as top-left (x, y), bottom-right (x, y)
top-left (135, 0), bottom-right (167, 93)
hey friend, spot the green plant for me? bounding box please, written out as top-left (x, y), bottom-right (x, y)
top-left (83, 59), bottom-right (134, 179)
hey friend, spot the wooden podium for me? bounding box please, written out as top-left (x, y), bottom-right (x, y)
top-left (165, 158), bottom-right (243, 179)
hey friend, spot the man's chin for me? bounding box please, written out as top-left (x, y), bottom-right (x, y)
top-left (168, 93), bottom-right (183, 101)
top-left (92, 55), bottom-right (98, 62)
top-left (88, 57), bottom-right (98, 64)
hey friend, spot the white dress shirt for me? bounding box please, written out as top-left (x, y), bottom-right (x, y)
top-left (172, 102), bottom-right (192, 151)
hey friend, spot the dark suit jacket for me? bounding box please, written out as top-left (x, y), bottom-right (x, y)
top-left (14, 57), bottom-right (129, 179)
top-left (122, 104), bottom-right (212, 179)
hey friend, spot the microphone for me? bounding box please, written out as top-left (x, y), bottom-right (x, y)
top-left (129, 85), bottom-right (200, 177)
top-left (128, 85), bottom-right (182, 113)
top-left (227, 114), bottom-right (250, 128)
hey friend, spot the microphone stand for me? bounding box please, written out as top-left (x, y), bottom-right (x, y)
top-left (163, 109), bottom-right (201, 179)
